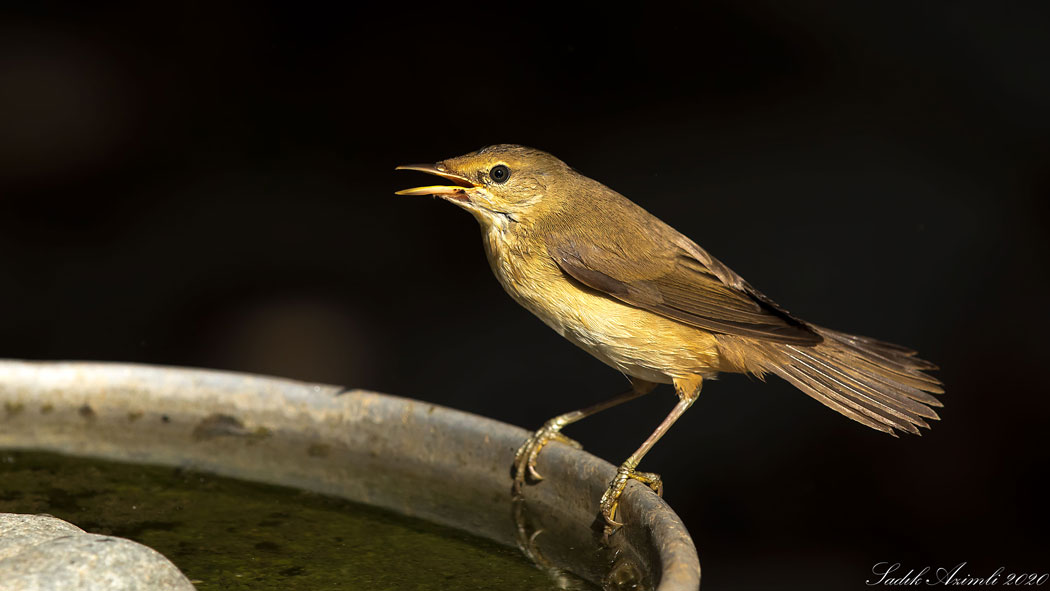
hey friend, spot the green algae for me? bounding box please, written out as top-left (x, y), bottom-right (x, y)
top-left (0, 450), bottom-right (595, 590)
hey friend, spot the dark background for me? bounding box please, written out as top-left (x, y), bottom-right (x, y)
top-left (2, 2), bottom-right (1048, 589)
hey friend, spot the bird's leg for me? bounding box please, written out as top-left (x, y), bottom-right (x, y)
top-left (600, 375), bottom-right (702, 528)
top-left (513, 378), bottom-right (657, 493)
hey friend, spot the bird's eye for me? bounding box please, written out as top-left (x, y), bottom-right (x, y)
top-left (489, 164), bottom-right (511, 184)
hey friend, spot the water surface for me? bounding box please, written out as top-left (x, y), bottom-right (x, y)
top-left (0, 450), bottom-right (597, 590)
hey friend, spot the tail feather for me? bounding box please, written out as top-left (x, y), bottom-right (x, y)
top-left (772, 363), bottom-right (899, 435)
top-left (831, 333), bottom-right (942, 378)
top-left (823, 350), bottom-right (944, 407)
top-left (762, 327), bottom-right (944, 436)
top-left (841, 355), bottom-right (943, 394)
top-left (780, 349), bottom-right (925, 435)
top-left (788, 346), bottom-right (939, 421)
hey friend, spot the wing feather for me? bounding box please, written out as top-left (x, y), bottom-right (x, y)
top-left (549, 239), bottom-right (822, 345)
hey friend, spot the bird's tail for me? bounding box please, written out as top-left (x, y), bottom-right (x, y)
top-left (759, 328), bottom-right (944, 435)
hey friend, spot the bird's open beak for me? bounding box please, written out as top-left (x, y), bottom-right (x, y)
top-left (395, 164), bottom-right (477, 202)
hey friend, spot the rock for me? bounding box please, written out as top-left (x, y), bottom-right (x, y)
top-left (0, 513), bottom-right (195, 591)
top-left (0, 513), bottom-right (85, 561)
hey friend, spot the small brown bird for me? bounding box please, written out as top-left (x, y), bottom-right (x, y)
top-left (396, 145), bottom-right (943, 526)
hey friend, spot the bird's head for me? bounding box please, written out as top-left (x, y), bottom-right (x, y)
top-left (396, 144), bottom-right (569, 226)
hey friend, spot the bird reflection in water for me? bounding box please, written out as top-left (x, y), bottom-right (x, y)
top-left (511, 492), bottom-right (653, 591)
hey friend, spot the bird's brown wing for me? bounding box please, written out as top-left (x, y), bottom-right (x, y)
top-left (548, 237), bottom-right (822, 345)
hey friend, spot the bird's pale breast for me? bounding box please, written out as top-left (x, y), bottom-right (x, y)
top-left (483, 225), bottom-right (723, 384)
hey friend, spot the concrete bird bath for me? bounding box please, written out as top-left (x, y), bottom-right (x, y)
top-left (0, 361), bottom-right (700, 590)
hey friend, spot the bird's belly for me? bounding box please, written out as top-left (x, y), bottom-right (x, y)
top-left (490, 253), bottom-right (722, 383)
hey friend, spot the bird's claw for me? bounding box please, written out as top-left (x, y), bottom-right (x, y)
top-left (527, 462), bottom-right (543, 482)
top-left (512, 421), bottom-right (582, 493)
top-left (599, 466), bottom-right (663, 529)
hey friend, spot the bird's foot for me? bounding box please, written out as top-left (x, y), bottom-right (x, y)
top-left (599, 465), bottom-right (663, 528)
top-left (512, 419), bottom-right (582, 493)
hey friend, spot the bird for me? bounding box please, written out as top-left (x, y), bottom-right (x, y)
top-left (395, 144), bottom-right (943, 527)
